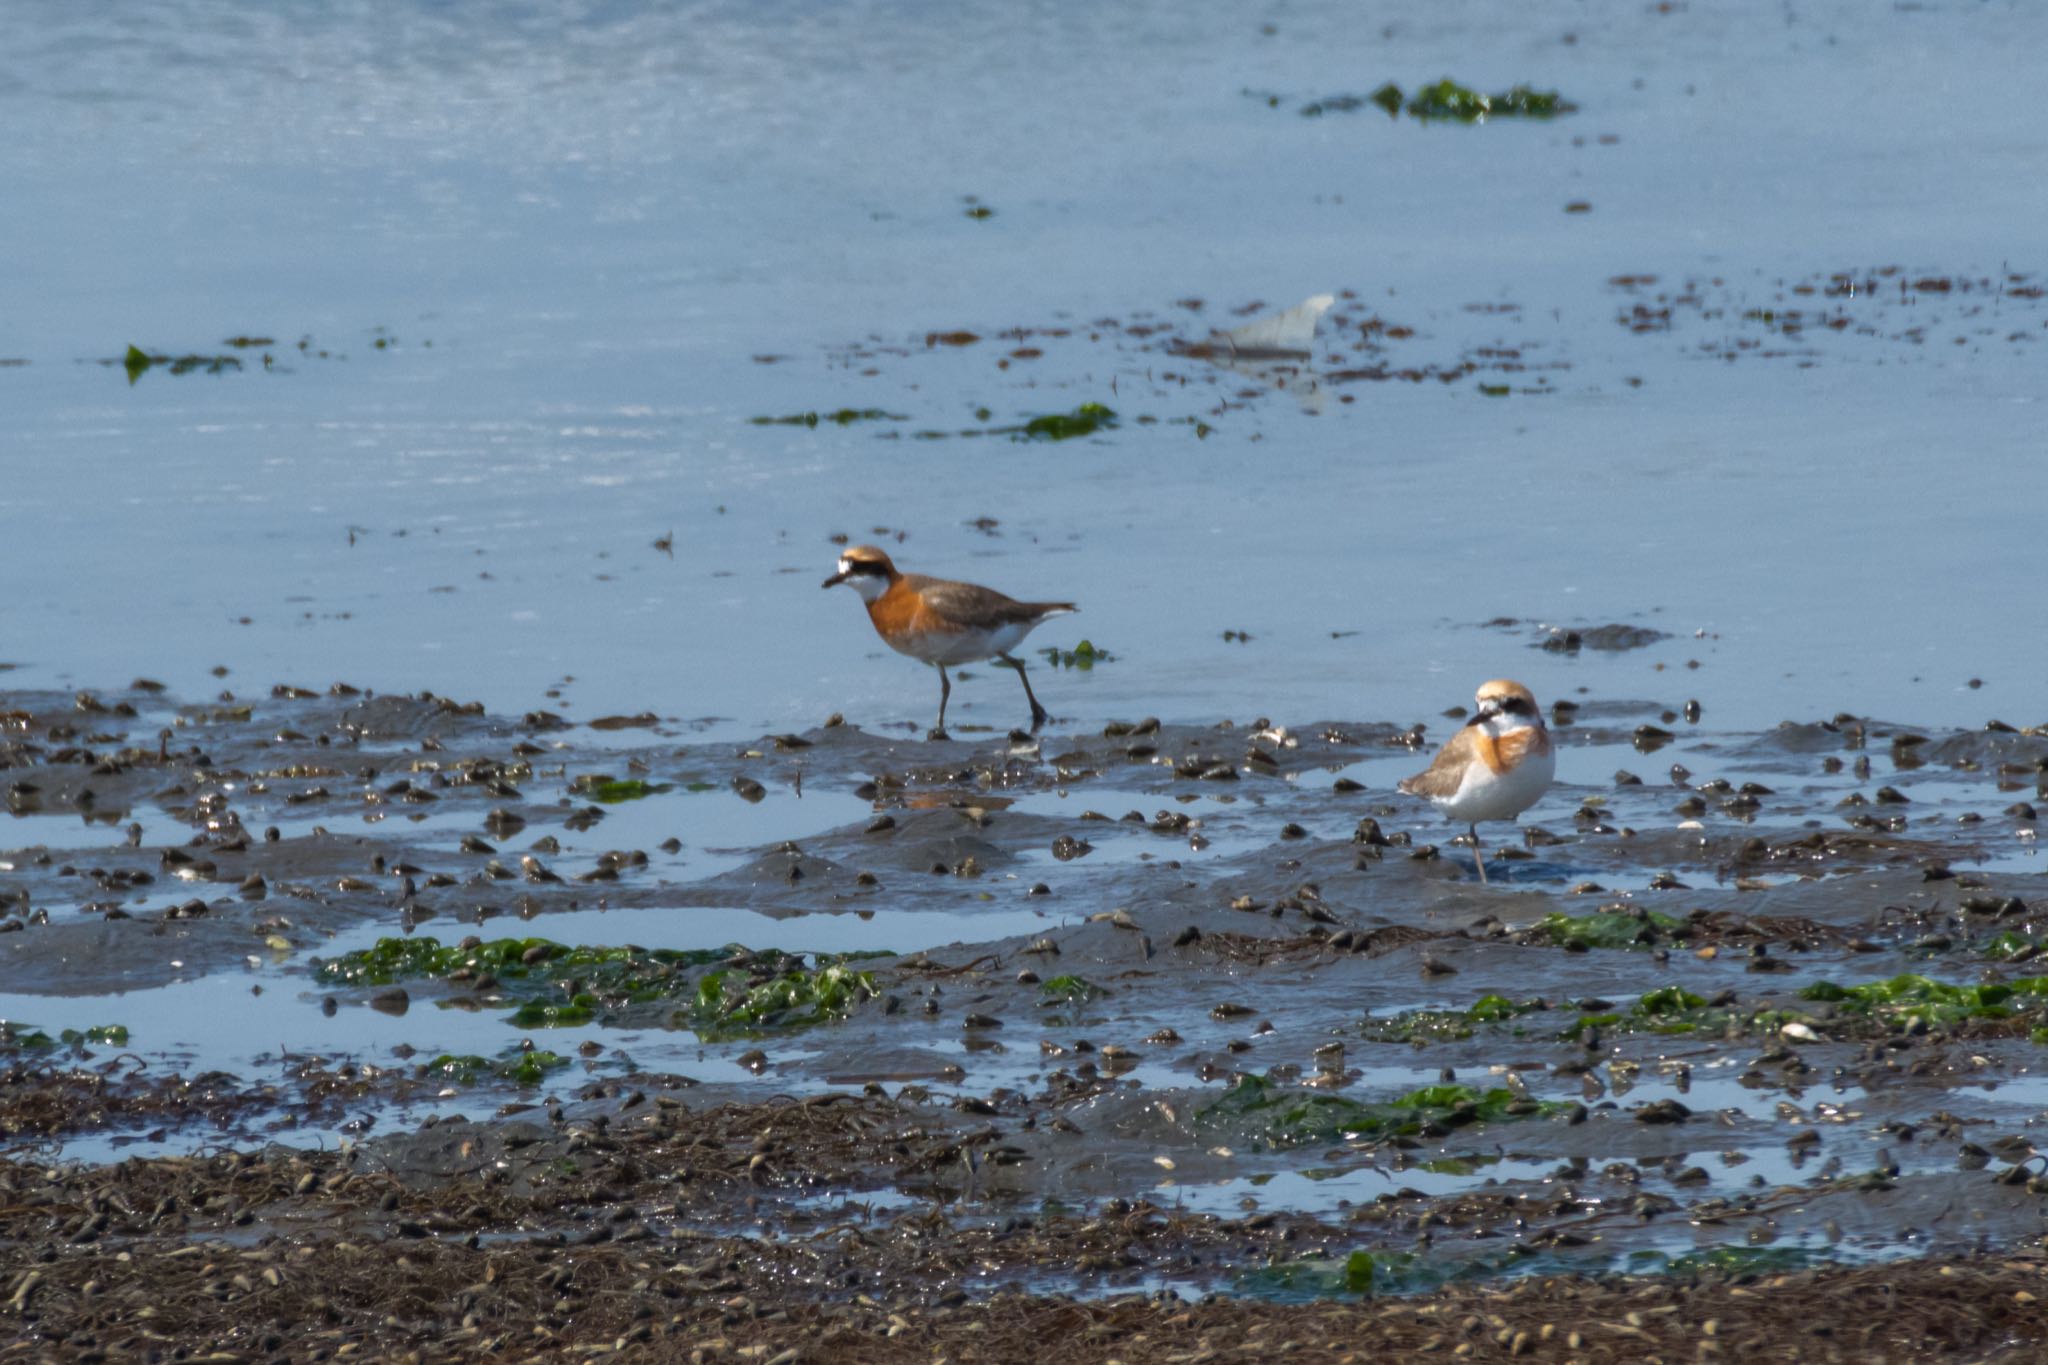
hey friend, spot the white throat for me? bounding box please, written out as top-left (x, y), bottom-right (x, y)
top-left (1477, 712), bottom-right (1540, 741)
top-left (839, 564), bottom-right (888, 604)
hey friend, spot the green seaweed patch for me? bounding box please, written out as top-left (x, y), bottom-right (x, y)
top-left (0, 1021), bottom-right (129, 1051)
top-left (750, 408), bottom-right (906, 428)
top-left (1020, 403), bottom-right (1117, 441)
top-left (583, 779), bottom-right (674, 804)
top-left (1798, 973), bottom-right (2048, 1028)
top-left (1237, 1249), bottom-right (1401, 1299)
top-left (423, 1048), bottom-right (570, 1087)
top-left (509, 994), bottom-right (599, 1028)
top-left (312, 935), bottom-right (737, 1027)
top-left (1198, 1077), bottom-right (1553, 1152)
top-left (1404, 80), bottom-right (1575, 122)
top-left (1360, 993), bottom-right (1543, 1043)
top-left (1039, 975), bottom-right (1106, 1003)
top-left (118, 346), bottom-right (245, 383)
top-left (64, 1025), bottom-right (130, 1047)
top-left (691, 963), bottom-right (878, 1041)
top-left (1039, 639), bottom-right (1115, 670)
top-left (1979, 932), bottom-right (2048, 963)
top-left (1535, 909), bottom-right (1685, 950)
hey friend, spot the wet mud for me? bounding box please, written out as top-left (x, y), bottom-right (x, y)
top-left (3, 680), bottom-right (2047, 1356)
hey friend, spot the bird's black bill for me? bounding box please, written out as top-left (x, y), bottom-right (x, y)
top-left (821, 570), bottom-right (848, 588)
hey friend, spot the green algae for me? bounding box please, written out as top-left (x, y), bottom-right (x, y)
top-left (423, 1048), bottom-right (571, 1087)
top-left (1197, 1077), bottom-right (1552, 1152)
top-left (119, 346), bottom-right (244, 383)
top-left (1798, 973), bottom-right (2048, 1028)
top-left (1294, 80), bottom-right (1572, 123)
top-left (690, 962), bottom-right (878, 1041)
top-left (1363, 984), bottom-right (1807, 1045)
top-left (1020, 403), bottom-right (1117, 441)
top-left (314, 936), bottom-right (752, 1031)
top-left (1535, 909), bottom-right (1686, 950)
top-left (583, 779), bottom-right (674, 803)
top-left (1405, 80), bottom-right (1574, 122)
top-left (0, 1021), bottom-right (129, 1051)
top-left (1039, 974), bottom-right (1106, 1002)
top-left (1039, 639), bottom-right (1115, 669)
top-left (314, 935), bottom-right (731, 990)
top-left (1359, 993), bottom-right (1542, 1043)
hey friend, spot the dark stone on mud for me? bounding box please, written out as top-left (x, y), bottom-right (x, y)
top-left (1634, 1099), bottom-right (1691, 1124)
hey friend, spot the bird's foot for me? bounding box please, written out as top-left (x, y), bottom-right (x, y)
top-left (926, 727), bottom-right (952, 743)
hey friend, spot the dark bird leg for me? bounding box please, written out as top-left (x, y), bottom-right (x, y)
top-left (1469, 822), bottom-right (1489, 884)
top-left (929, 664), bottom-right (952, 741)
top-left (997, 653), bottom-right (1050, 731)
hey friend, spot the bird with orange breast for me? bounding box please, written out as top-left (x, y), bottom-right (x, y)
top-left (823, 545), bottom-right (1076, 740)
top-left (1399, 679), bottom-right (1555, 883)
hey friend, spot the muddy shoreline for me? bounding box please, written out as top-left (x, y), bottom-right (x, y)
top-left (4, 679), bottom-right (2047, 1357)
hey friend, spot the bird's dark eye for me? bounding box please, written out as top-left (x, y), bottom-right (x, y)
top-left (1499, 697), bottom-right (1528, 716)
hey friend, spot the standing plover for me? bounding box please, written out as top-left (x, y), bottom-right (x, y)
top-left (824, 545), bottom-right (1075, 739)
top-left (1399, 679), bottom-right (1554, 883)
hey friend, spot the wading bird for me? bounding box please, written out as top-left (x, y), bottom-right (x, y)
top-left (824, 545), bottom-right (1075, 739)
top-left (1399, 678), bottom-right (1555, 883)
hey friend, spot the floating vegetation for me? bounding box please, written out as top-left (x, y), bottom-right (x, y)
top-left (1798, 973), bottom-right (2048, 1029)
top-left (1039, 639), bottom-right (1114, 669)
top-left (1404, 80), bottom-right (1574, 122)
top-left (1533, 909), bottom-right (1686, 951)
top-left (0, 1021), bottom-right (130, 1051)
top-left (314, 936), bottom-right (719, 990)
top-left (582, 779), bottom-right (674, 804)
top-left (691, 963), bottom-right (878, 1041)
top-left (1359, 994), bottom-right (1541, 1043)
top-left (1290, 80), bottom-right (1572, 122)
top-left (1197, 1077), bottom-right (1551, 1152)
top-left (314, 937), bottom-right (883, 1038)
top-left (1020, 403), bottom-right (1117, 441)
top-left (423, 1047), bottom-right (571, 1087)
top-left (118, 346), bottom-right (244, 383)
top-left (749, 408), bottom-right (906, 427)
top-left (1038, 974), bottom-right (1106, 1003)
top-left (315, 936), bottom-right (732, 1023)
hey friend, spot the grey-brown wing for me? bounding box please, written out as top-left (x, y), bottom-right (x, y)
top-left (910, 575), bottom-right (1074, 627)
top-left (1398, 728), bottom-right (1480, 799)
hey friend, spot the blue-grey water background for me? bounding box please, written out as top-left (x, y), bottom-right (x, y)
top-left (4, 0), bottom-right (2043, 741)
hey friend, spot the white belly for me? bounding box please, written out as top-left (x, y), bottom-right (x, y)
top-left (888, 619), bottom-right (1038, 667)
top-left (1435, 746), bottom-right (1554, 824)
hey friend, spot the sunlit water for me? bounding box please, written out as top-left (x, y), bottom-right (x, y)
top-left (3, 0), bottom-right (2045, 745)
